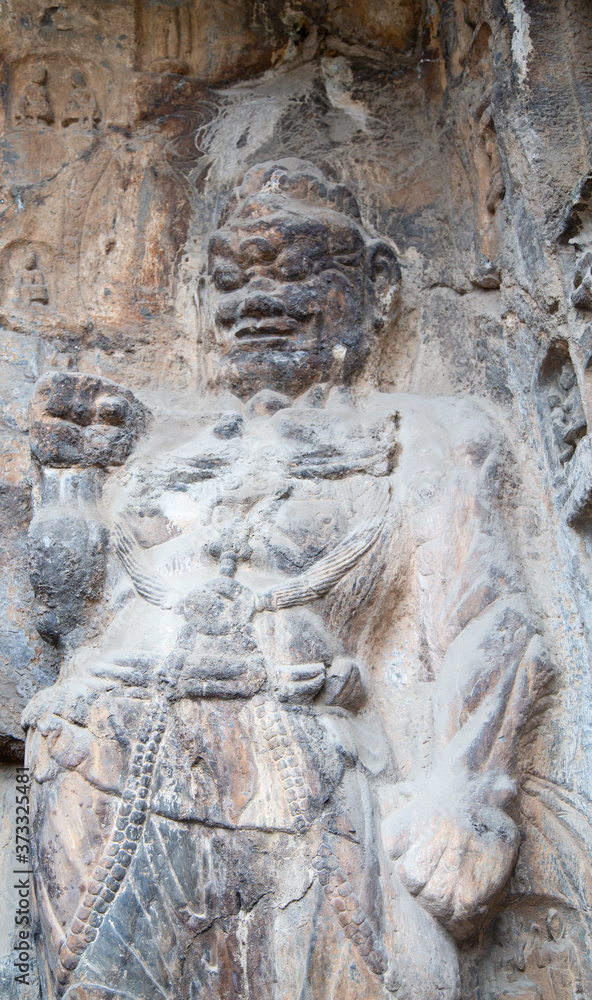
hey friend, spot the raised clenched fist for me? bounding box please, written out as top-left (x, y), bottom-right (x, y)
top-left (29, 371), bottom-right (148, 468)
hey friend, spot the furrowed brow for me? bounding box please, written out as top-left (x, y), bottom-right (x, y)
top-left (239, 235), bottom-right (277, 265)
top-left (208, 234), bottom-right (235, 258)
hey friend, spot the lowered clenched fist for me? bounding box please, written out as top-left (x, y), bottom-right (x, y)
top-left (381, 772), bottom-right (520, 941)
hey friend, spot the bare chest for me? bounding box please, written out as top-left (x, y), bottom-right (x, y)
top-left (110, 407), bottom-right (398, 583)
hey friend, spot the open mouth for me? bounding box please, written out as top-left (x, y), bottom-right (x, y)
top-left (233, 318), bottom-right (301, 340)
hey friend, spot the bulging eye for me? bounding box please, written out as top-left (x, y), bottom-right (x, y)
top-left (213, 264), bottom-right (245, 292)
top-left (277, 254), bottom-right (312, 282)
top-left (96, 395), bottom-right (131, 426)
top-left (239, 236), bottom-right (276, 266)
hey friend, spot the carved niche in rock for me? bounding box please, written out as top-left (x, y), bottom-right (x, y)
top-left (557, 172), bottom-right (592, 312)
top-left (16, 250), bottom-right (49, 306)
top-left (533, 910), bottom-right (584, 1000)
top-left (1, 244), bottom-right (53, 313)
top-left (535, 340), bottom-right (587, 476)
top-left (533, 339), bottom-right (592, 527)
top-left (453, 18), bottom-right (507, 290)
top-left (571, 251), bottom-right (592, 310)
top-left (23, 160), bottom-right (554, 1000)
top-left (61, 71), bottom-right (101, 129)
top-left (472, 98), bottom-right (505, 289)
top-left (14, 63), bottom-right (55, 126)
top-left (137, 0), bottom-right (194, 75)
top-left (483, 912), bottom-right (541, 1000)
top-left (559, 343), bottom-right (592, 529)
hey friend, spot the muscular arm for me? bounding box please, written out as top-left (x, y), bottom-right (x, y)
top-left (27, 371), bottom-right (148, 646)
top-left (381, 402), bottom-right (553, 941)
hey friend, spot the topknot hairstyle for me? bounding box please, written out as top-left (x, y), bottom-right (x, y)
top-left (219, 158), bottom-right (362, 227)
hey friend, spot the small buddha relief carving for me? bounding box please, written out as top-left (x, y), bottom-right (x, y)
top-left (535, 340), bottom-right (592, 528)
top-left (557, 172), bottom-right (592, 314)
top-left (546, 362), bottom-right (586, 467)
top-left (61, 71), bottom-right (101, 129)
top-left (16, 250), bottom-right (49, 306)
top-left (571, 251), bottom-right (592, 310)
top-left (484, 913), bottom-right (541, 1000)
top-left (533, 910), bottom-right (584, 1000)
top-left (535, 340), bottom-right (587, 477)
top-left (472, 102), bottom-right (505, 289)
top-left (14, 63), bottom-right (55, 126)
top-left (149, 3), bottom-right (193, 75)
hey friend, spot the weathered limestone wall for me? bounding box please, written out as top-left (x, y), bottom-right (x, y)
top-left (2, 3), bottom-right (592, 999)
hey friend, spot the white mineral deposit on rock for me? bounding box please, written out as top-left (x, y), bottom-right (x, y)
top-left (0, 5), bottom-right (591, 1000)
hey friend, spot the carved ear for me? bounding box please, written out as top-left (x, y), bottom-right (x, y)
top-left (367, 241), bottom-right (401, 330)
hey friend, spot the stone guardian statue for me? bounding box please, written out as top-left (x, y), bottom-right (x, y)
top-left (24, 159), bottom-right (553, 1000)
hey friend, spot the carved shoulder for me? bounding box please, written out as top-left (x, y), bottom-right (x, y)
top-left (367, 391), bottom-right (510, 491)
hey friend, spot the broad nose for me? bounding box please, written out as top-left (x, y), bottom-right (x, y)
top-left (240, 291), bottom-right (285, 319)
top-left (216, 296), bottom-right (241, 327)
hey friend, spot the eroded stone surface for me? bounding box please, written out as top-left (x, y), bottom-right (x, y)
top-left (15, 162), bottom-right (557, 1000)
top-left (1, 3), bottom-right (592, 1000)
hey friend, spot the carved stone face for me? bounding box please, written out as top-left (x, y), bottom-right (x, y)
top-left (546, 909), bottom-right (564, 941)
top-left (202, 165), bottom-right (399, 398)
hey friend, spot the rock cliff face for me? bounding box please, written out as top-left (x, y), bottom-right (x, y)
top-left (2, 3), bottom-right (592, 999)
